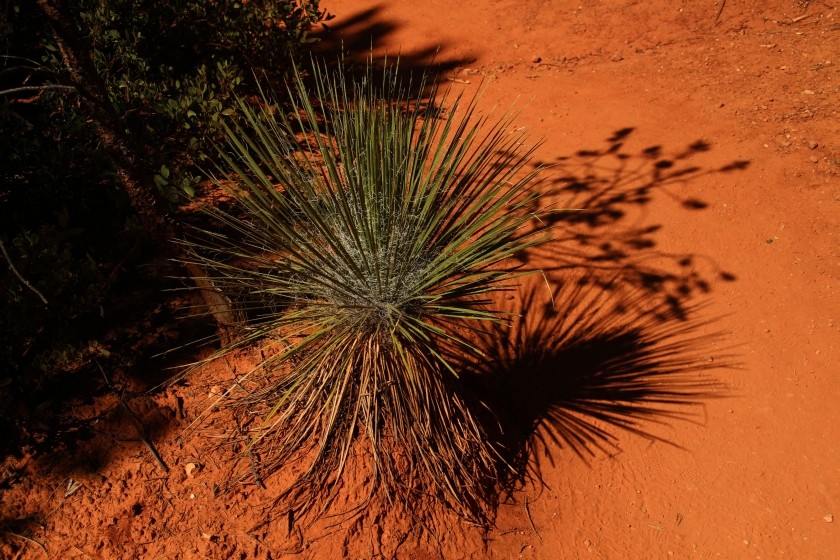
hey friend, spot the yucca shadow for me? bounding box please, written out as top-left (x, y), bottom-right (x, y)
top-left (460, 274), bottom-right (732, 498)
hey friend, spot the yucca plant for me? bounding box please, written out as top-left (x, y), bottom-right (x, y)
top-left (180, 58), bottom-right (547, 522)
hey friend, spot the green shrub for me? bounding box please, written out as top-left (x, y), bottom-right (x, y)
top-left (77, 0), bottom-right (329, 198)
top-left (3, 1), bottom-right (329, 201)
top-left (0, 0), bottom-right (327, 455)
top-left (182, 59), bottom-right (548, 521)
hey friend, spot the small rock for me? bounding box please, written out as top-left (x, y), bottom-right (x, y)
top-left (532, 56), bottom-right (542, 64)
top-left (610, 53), bottom-right (624, 62)
top-left (809, 156), bottom-right (820, 163)
top-left (801, 89), bottom-right (815, 95)
top-left (185, 462), bottom-right (199, 479)
top-left (808, 140), bottom-right (819, 149)
top-left (825, 514), bottom-right (834, 523)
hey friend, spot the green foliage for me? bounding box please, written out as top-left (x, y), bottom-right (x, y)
top-left (83, 0), bottom-right (330, 199)
top-left (0, 0), bottom-right (327, 455)
top-left (182, 59), bottom-right (548, 521)
top-left (3, 0), bottom-right (329, 199)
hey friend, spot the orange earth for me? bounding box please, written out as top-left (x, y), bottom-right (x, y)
top-left (2, 0), bottom-right (840, 558)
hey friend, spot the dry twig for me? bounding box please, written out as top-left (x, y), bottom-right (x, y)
top-left (714, 0), bottom-right (727, 24)
top-left (524, 498), bottom-right (542, 542)
top-left (0, 528), bottom-right (48, 557)
top-left (247, 446), bottom-right (266, 490)
top-left (0, 239), bottom-right (48, 305)
top-left (96, 362), bottom-right (170, 473)
top-left (0, 84), bottom-right (76, 97)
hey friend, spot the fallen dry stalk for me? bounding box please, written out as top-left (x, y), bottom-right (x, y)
top-left (0, 239), bottom-right (49, 306)
top-left (97, 362), bottom-right (169, 473)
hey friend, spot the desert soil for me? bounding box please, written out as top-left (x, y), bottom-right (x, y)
top-left (2, 0), bottom-right (839, 558)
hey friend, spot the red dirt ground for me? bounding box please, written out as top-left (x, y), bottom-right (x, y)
top-left (2, 0), bottom-right (839, 558)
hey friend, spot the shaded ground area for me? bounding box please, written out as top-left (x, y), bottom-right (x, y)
top-left (2, 0), bottom-right (839, 558)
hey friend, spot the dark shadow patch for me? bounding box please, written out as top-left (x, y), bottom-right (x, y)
top-left (682, 198), bottom-right (709, 210)
top-left (719, 160), bottom-right (750, 172)
top-left (312, 3), bottom-right (474, 95)
top-left (608, 127), bottom-right (635, 142)
top-left (460, 274), bottom-right (736, 497)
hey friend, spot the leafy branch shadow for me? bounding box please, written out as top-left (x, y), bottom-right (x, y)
top-left (524, 126), bottom-right (748, 319)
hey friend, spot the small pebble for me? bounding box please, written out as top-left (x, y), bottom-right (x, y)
top-left (808, 140), bottom-right (819, 149)
top-left (532, 56), bottom-right (542, 64)
top-left (809, 156), bottom-right (820, 163)
top-left (825, 514), bottom-right (834, 523)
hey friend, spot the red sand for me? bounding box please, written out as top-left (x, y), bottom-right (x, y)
top-left (2, 1), bottom-right (839, 558)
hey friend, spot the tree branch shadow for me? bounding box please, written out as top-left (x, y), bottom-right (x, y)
top-left (523, 127), bottom-right (748, 320)
top-left (312, 3), bottom-right (474, 92)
